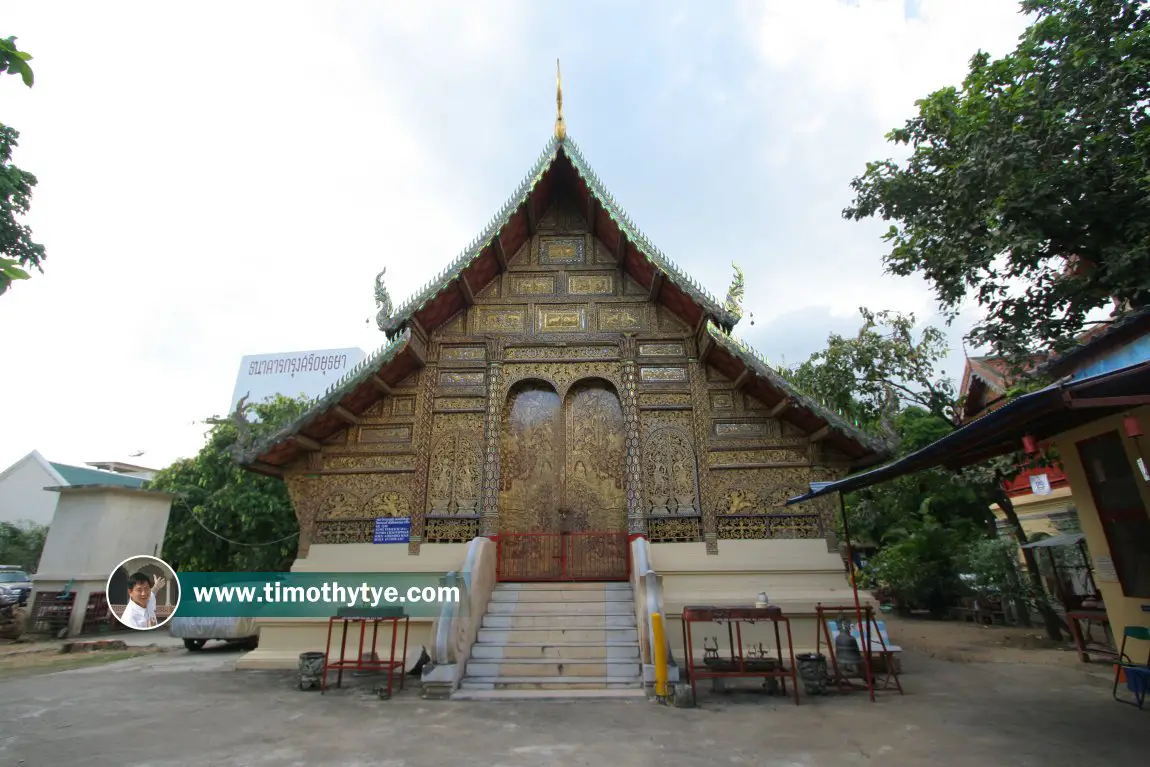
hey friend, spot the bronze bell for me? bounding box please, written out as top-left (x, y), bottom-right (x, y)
top-left (835, 616), bottom-right (865, 668)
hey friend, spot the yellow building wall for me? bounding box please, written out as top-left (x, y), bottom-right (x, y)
top-left (1052, 406), bottom-right (1150, 663)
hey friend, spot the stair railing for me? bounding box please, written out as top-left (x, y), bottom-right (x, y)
top-left (423, 536), bottom-right (497, 697)
top-left (630, 537), bottom-right (676, 683)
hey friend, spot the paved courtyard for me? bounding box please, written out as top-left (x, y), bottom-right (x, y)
top-left (1, 644), bottom-right (1144, 767)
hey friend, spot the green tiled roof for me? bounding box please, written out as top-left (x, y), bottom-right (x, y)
top-left (705, 323), bottom-right (891, 457)
top-left (379, 135), bottom-right (740, 337)
top-left (49, 463), bottom-right (147, 488)
top-left (236, 329), bottom-right (412, 465)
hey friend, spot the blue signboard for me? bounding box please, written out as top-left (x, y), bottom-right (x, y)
top-left (373, 517), bottom-right (411, 544)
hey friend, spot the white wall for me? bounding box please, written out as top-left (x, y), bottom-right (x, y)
top-left (35, 488), bottom-right (173, 582)
top-left (0, 456), bottom-right (60, 527)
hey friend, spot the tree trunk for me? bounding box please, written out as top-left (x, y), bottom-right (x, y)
top-left (995, 491), bottom-right (1066, 641)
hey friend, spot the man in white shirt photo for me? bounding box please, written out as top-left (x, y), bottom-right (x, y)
top-left (120, 572), bottom-right (162, 629)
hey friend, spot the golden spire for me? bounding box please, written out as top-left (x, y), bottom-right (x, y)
top-left (555, 58), bottom-right (566, 140)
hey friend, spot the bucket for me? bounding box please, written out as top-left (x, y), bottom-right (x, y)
top-left (298, 651), bottom-right (326, 690)
top-left (796, 652), bottom-right (829, 695)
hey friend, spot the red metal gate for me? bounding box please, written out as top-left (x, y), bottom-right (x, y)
top-left (496, 532), bottom-right (630, 581)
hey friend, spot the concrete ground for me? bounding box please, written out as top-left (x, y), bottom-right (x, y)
top-left (1, 645), bottom-right (1145, 767)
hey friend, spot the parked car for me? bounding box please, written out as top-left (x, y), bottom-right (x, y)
top-left (0, 566), bottom-right (32, 607)
top-left (169, 616), bottom-right (259, 651)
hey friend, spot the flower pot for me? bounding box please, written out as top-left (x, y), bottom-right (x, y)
top-left (796, 652), bottom-right (829, 695)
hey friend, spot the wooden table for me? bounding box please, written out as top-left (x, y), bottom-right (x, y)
top-left (681, 605), bottom-right (799, 706)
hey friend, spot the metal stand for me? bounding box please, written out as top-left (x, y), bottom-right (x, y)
top-left (815, 603), bottom-right (903, 695)
top-left (321, 610), bottom-right (409, 699)
top-left (681, 605), bottom-right (800, 706)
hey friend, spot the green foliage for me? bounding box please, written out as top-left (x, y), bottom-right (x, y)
top-left (782, 307), bottom-right (958, 437)
top-left (0, 37), bottom-right (34, 87)
top-left (860, 514), bottom-right (973, 613)
top-left (0, 36), bottom-right (43, 297)
top-left (963, 537), bottom-right (1028, 602)
top-left (152, 395), bottom-right (310, 572)
top-left (0, 521), bottom-right (48, 572)
top-left (0, 126), bottom-right (44, 295)
top-left (845, 0), bottom-right (1150, 362)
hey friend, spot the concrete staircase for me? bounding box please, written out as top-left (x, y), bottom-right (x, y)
top-left (452, 581), bottom-right (646, 700)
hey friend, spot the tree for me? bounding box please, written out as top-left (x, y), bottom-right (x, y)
top-left (0, 521), bottom-right (48, 572)
top-left (151, 394), bottom-right (311, 572)
top-left (785, 307), bottom-right (1067, 638)
top-left (0, 36), bottom-right (44, 297)
top-left (845, 0), bottom-right (1150, 363)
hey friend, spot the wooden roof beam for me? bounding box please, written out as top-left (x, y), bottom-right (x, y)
top-left (808, 425), bottom-right (832, 443)
top-left (699, 333), bottom-right (716, 363)
top-left (458, 273), bottom-right (475, 307)
top-left (249, 461), bottom-right (283, 478)
top-left (615, 231), bottom-right (628, 264)
top-left (525, 195), bottom-right (538, 235)
top-left (493, 234), bottom-right (509, 272)
top-left (732, 369), bottom-right (751, 390)
top-left (332, 405), bottom-right (361, 426)
top-left (587, 194), bottom-right (598, 237)
top-left (649, 272), bottom-right (664, 302)
top-left (292, 434), bottom-right (323, 452)
top-left (370, 375), bottom-right (393, 395)
top-left (767, 397), bottom-right (792, 418)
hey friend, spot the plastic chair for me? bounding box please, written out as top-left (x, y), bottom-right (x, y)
top-left (1112, 626), bottom-right (1150, 709)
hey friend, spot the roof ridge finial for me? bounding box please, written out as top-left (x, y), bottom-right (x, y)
top-left (555, 58), bottom-right (566, 141)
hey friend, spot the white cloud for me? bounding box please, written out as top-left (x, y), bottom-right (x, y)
top-left (0, 0), bottom-right (1038, 472)
top-left (731, 0), bottom-right (1032, 353)
top-left (0, 1), bottom-right (532, 469)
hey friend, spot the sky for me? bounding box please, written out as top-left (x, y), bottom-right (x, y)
top-left (0, 0), bottom-right (1034, 471)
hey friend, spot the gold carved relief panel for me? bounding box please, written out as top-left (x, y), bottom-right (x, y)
top-left (503, 345), bottom-right (617, 361)
top-left (439, 345), bottom-right (486, 363)
top-left (426, 430), bottom-right (484, 516)
top-left (564, 381), bottom-right (627, 533)
top-left (537, 305), bottom-right (588, 333)
top-left (473, 306), bottom-right (527, 334)
top-left (360, 425), bottom-right (413, 443)
top-left (598, 305), bottom-right (647, 332)
top-left (539, 237), bottom-right (586, 266)
top-left (639, 342), bottom-right (686, 358)
top-left (639, 366), bottom-right (688, 384)
top-left (510, 274), bottom-right (556, 296)
top-left (643, 427), bottom-right (700, 516)
top-left (639, 392), bottom-right (691, 408)
top-left (439, 370), bottom-right (485, 388)
top-left (498, 382), bottom-right (562, 533)
top-left (568, 274), bottom-right (614, 296)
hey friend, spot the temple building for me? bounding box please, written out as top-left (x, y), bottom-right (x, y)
top-left (236, 70), bottom-right (890, 693)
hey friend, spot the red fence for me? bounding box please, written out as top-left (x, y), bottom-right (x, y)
top-left (496, 532), bottom-right (630, 582)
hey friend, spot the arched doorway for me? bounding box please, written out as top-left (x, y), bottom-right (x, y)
top-left (497, 377), bottom-right (629, 580)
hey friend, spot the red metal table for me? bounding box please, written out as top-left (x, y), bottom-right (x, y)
top-left (681, 605), bottom-right (800, 706)
top-left (321, 610), bottom-right (409, 698)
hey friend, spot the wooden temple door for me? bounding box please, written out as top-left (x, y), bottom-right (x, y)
top-left (497, 379), bottom-right (629, 581)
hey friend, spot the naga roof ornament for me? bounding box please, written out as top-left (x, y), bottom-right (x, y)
top-left (374, 268), bottom-right (393, 332)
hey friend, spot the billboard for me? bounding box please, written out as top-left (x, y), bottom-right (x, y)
top-left (229, 347), bottom-right (367, 414)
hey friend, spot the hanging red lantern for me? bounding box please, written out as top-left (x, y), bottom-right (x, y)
top-left (1124, 415), bottom-right (1144, 438)
top-left (1022, 434), bottom-right (1038, 455)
